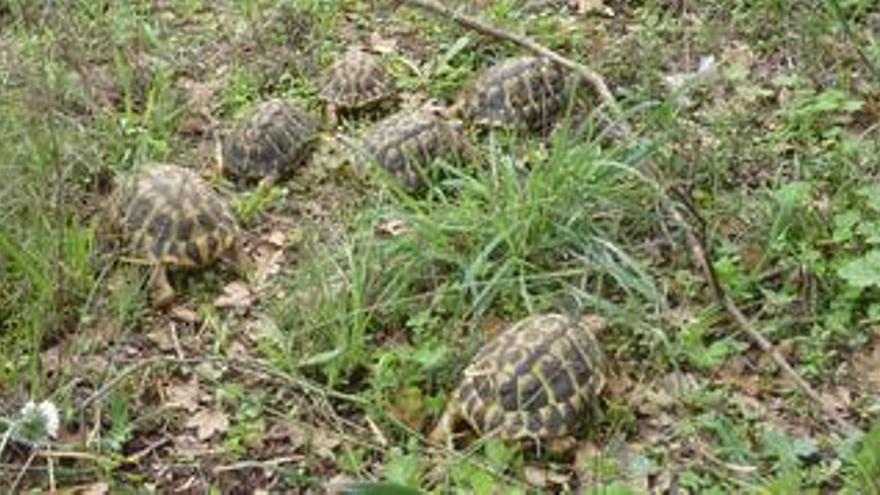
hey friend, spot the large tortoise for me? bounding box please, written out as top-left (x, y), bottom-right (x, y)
top-left (112, 164), bottom-right (247, 307)
top-left (430, 313), bottom-right (606, 447)
top-left (362, 105), bottom-right (470, 190)
top-left (219, 98), bottom-right (319, 184)
top-left (319, 46), bottom-right (396, 127)
top-left (454, 55), bottom-right (570, 132)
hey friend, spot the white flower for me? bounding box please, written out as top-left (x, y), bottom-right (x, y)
top-left (19, 400), bottom-right (60, 441)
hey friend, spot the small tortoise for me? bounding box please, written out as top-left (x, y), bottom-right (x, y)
top-left (112, 164), bottom-right (246, 307)
top-left (455, 56), bottom-right (569, 132)
top-left (319, 47), bottom-right (396, 126)
top-left (362, 105), bottom-right (469, 190)
top-left (219, 99), bottom-right (319, 184)
top-left (430, 313), bottom-right (606, 447)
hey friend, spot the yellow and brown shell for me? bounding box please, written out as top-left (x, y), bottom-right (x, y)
top-left (457, 56), bottom-right (569, 131)
top-left (319, 47), bottom-right (395, 111)
top-left (116, 164), bottom-right (239, 270)
top-left (363, 106), bottom-right (468, 190)
top-left (220, 99), bottom-right (319, 183)
top-left (431, 313), bottom-right (606, 443)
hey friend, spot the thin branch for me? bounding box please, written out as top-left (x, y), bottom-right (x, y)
top-left (399, 0), bottom-right (627, 128)
top-left (399, 0), bottom-right (853, 433)
top-left (668, 201), bottom-right (852, 431)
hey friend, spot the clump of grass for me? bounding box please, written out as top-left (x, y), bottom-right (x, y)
top-left (0, 51), bottom-right (99, 391)
top-left (272, 126), bottom-right (666, 386)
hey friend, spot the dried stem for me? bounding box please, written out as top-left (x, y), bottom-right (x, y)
top-left (399, 0), bottom-right (627, 128)
top-left (399, 0), bottom-right (853, 432)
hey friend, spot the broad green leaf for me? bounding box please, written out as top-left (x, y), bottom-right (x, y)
top-left (838, 251), bottom-right (880, 288)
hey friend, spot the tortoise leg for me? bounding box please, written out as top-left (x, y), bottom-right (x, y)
top-left (226, 238), bottom-right (252, 279)
top-left (149, 264), bottom-right (175, 308)
top-left (429, 404), bottom-right (459, 450)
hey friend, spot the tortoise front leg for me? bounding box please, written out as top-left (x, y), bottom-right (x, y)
top-left (226, 238), bottom-right (253, 279)
top-left (149, 263), bottom-right (175, 308)
top-left (429, 403), bottom-right (459, 450)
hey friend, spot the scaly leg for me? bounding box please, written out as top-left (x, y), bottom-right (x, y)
top-left (227, 239), bottom-right (252, 279)
top-left (149, 264), bottom-right (175, 308)
top-left (429, 404), bottom-right (459, 450)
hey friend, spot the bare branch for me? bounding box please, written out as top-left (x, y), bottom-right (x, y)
top-left (399, 0), bottom-right (627, 129)
top-left (399, 0), bottom-right (854, 433)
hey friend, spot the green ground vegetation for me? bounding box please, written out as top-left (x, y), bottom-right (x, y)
top-left (1, 0), bottom-right (879, 492)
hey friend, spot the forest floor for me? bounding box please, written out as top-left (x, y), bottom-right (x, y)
top-left (1, 1), bottom-right (879, 493)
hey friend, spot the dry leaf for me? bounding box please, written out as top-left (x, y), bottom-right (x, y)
top-left (169, 305), bottom-right (200, 323)
top-left (368, 31), bottom-right (398, 54)
top-left (164, 378), bottom-right (200, 412)
top-left (524, 465), bottom-right (570, 488)
top-left (146, 325), bottom-right (175, 351)
top-left (185, 409), bottom-right (230, 440)
top-left (178, 77), bottom-right (221, 110)
top-left (325, 474), bottom-right (358, 495)
top-left (375, 218), bottom-right (409, 238)
top-left (253, 243), bottom-right (285, 284)
top-left (264, 229), bottom-right (286, 248)
top-left (310, 430), bottom-right (341, 460)
top-left (267, 420), bottom-right (307, 448)
top-left (214, 281), bottom-right (254, 310)
top-left (574, 0), bottom-right (614, 16)
top-left (57, 482), bottom-right (109, 495)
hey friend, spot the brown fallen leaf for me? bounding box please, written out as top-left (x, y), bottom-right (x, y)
top-left (264, 229), bottom-right (286, 248)
top-left (310, 430), bottom-right (341, 460)
top-left (185, 409), bottom-right (230, 441)
top-left (523, 465), bottom-right (571, 488)
top-left (369, 31), bottom-right (398, 54)
top-left (169, 304), bottom-right (200, 323)
top-left (57, 482), bottom-right (109, 495)
top-left (253, 243), bottom-right (285, 285)
top-left (214, 281), bottom-right (254, 311)
top-left (574, 0), bottom-right (614, 16)
top-left (164, 377), bottom-right (200, 412)
top-left (375, 218), bottom-right (409, 238)
top-left (146, 325), bottom-right (175, 352)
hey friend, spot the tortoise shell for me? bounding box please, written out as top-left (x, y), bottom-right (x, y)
top-left (363, 107), bottom-right (468, 190)
top-left (458, 56), bottom-right (569, 131)
top-left (319, 47), bottom-right (395, 111)
top-left (432, 313), bottom-right (606, 443)
top-left (116, 164), bottom-right (239, 270)
top-left (220, 99), bottom-right (319, 182)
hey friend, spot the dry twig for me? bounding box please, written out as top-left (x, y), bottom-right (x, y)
top-left (399, 0), bottom-right (626, 127)
top-left (399, 0), bottom-right (853, 432)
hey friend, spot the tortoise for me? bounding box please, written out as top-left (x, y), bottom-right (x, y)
top-left (219, 98), bottom-right (319, 184)
top-left (430, 313), bottom-right (606, 447)
top-left (111, 164), bottom-right (247, 308)
top-left (362, 105), bottom-right (470, 190)
top-left (319, 46), bottom-right (396, 127)
top-left (454, 55), bottom-right (570, 132)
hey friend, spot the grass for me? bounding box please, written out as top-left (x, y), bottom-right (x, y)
top-left (1, 0), bottom-right (880, 492)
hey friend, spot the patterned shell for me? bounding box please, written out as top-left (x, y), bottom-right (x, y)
top-left (448, 313), bottom-right (605, 441)
top-left (220, 99), bottom-right (319, 182)
top-left (364, 107), bottom-right (466, 190)
top-left (459, 56), bottom-right (569, 131)
top-left (117, 164), bottom-right (239, 269)
top-left (319, 48), bottom-right (394, 109)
